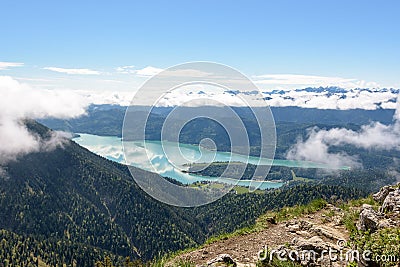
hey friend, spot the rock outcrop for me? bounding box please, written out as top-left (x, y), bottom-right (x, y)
top-left (373, 185), bottom-right (395, 203)
top-left (268, 236), bottom-right (343, 266)
top-left (356, 204), bottom-right (382, 232)
top-left (292, 236), bottom-right (332, 253)
top-left (381, 188), bottom-right (400, 213)
top-left (206, 254), bottom-right (236, 267)
top-left (357, 184), bottom-right (400, 232)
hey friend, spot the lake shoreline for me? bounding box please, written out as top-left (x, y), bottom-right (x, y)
top-left (72, 133), bottom-right (346, 190)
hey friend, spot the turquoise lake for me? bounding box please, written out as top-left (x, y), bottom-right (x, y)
top-left (73, 133), bottom-right (344, 190)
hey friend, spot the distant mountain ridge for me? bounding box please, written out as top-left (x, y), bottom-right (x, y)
top-left (39, 104), bottom-right (399, 163)
top-left (77, 86), bottom-right (399, 110)
top-left (39, 104), bottom-right (396, 137)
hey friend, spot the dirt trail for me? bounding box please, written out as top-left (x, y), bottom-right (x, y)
top-left (170, 204), bottom-right (350, 266)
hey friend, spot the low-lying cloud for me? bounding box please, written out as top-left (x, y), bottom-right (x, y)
top-left (287, 99), bottom-right (400, 168)
top-left (0, 62), bottom-right (24, 70)
top-left (116, 65), bottom-right (163, 76)
top-left (43, 67), bottom-right (101, 75)
top-left (253, 74), bottom-right (380, 89)
top-left (0, 76), bottom-right (87, 164)
top-left (72, 86), bottom-right (398, 110)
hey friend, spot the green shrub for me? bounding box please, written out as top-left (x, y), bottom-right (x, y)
top-left (350, 228), bottom-right (400, 267)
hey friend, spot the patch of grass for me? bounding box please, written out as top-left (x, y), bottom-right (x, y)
top-left (324, 209), bottom-right (335, 218)
top-left (205, 225), bottom-right (256, 245)
top-left (337, 196), bottom-right (379, 232)
top-left (339, 195), bottom-right (377, 211)
top-left (291, 170), bottom-right (313, 182)
top-left (151, 246), bottom-right (200, 267)
top-left (151, 255), bottom-right (195, 267)
top-left (150, 257), bottom-right (167, 267)
top-left (233, 185), bottom-right (251, 194)
top-left (174, 259), bottom-right (195, 267)
top-left (348, 195), bottom-right (377, 208)
top-left (350, 228), bottom-right (400, 267)
top-left (188, 182), bottom-right (225, 190)
top-left (341, 209), bottom-right (359, 233)
top-left (259, 198), bottom-right (327, 224)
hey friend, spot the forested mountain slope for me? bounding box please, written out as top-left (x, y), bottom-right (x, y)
top-left (0, 121), bottom-right (377, 266)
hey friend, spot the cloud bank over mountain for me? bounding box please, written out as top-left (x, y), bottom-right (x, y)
top-left (286, 98), bottom-right (400, 168)
top-left (74, 86), bottom-right (399, 110)
top-left (9, 63), bottom-right (398, 110)
top-left (252, 74), bottom-right (381, 89)
top-left (0, 76), bottom-right (88, 163)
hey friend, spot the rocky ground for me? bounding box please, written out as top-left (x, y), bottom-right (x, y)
top-left (168, 183), bottom-right (400, 267)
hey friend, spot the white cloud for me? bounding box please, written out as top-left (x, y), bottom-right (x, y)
top-left (0, 76), bottom-right (88, 163)
top-left (286, 128), bottom-right (362, 169)
top-left (116, 65), bottom-right (136, 74)
top-left (98, 79), bottom-right (124, 84)
top-left (15, 77), bottom-right (54, 82)
top-left (10, 65), bottom-right (398, 111)
top-left (134, 66), bottom-right (212, 78)
top-left (286, 98), bottom-right (400, 168)
top-left (135, 66), bottom-right (163, 77)
top-left (160, 68), bottom-right (212, 78)
top-left (67, 86), bottom-right (399, 110)
top-left (115, 65), bottom-right (163, 77)
top-left (75, 90), bottom-right (135, 106)
top-left (0, 62), bottom-right (24, 70)
top-left (44, 67), bottom-right (101, 75)
top-left (261, 87), bottom-right (399, 110)
top-left (254, 74), bottom-right (380, 89)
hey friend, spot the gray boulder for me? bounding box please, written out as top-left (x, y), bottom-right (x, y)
top-left (357, 204), bottom-right (382, 232)
top-left (292, 236), bottom-right (331, 253)
top-left (373, 185), bottom-right (395, 203)
top-left (381, 189), bottom-right (400, 213)
top-left (207, 254), bottom-right (236, 267)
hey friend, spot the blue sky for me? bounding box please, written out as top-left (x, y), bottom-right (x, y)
top-left (1, 0), bottom-right (399, 91)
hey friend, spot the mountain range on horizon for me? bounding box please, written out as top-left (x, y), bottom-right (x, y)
top-left (77, 86), bottom-right (400, 111)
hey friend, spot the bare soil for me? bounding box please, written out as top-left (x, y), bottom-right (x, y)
top-left (169, 204), bottom-right (350, 267)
